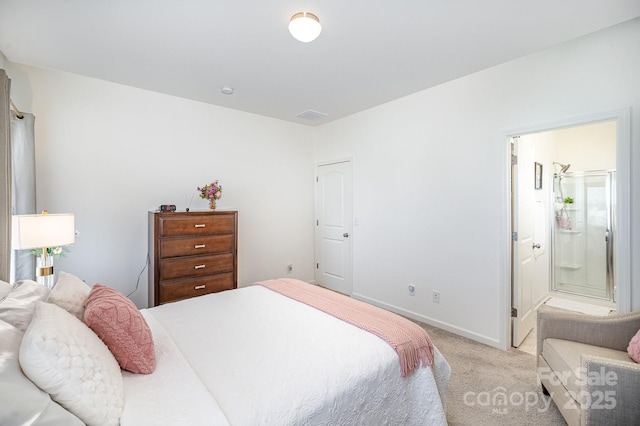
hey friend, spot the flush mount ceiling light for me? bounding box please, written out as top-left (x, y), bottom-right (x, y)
top-left (289, 12), bottom-right (322, 43)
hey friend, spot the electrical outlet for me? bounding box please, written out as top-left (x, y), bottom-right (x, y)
top-left (408, 284), bottom-right (415, 296)
top-left (287, 264), bottom-right (293, 273)
top-left (432, 291), bottom-right (440, 303)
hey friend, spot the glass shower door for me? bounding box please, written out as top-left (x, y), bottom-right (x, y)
top-left (552, 171), bottom-right (615, 301)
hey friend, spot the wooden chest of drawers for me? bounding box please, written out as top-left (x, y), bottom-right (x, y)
top-left (148, 211), bottom-right (238, 306)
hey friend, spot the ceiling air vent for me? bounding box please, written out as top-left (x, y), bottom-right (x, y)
top-left (296, 110), bottom-right (328, 120)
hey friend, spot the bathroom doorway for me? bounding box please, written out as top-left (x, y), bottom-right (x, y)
top-left (509, 110), bottom-right (631, 348)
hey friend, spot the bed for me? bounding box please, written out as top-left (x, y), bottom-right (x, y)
top-left (0, 275), bottom-right (450, 425)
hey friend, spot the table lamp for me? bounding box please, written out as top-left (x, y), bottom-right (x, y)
top-left (12, 210), bottom-right (75, 289)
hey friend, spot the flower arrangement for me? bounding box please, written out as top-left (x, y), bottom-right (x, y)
top-left (28, 246), bottom-right (70, 258)
top-left (198, 180), bottom-right (223, 210)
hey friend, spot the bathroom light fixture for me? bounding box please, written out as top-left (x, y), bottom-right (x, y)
top-left (288, 12), bottom-right (322, 42)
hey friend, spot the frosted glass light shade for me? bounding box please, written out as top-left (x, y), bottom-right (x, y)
top-left (289, 12), bottom-right (322, 43)
top-left (12, 213), bottom-right (75, 249)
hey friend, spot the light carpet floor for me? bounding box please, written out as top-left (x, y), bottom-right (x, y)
top-left (418, 322), bottom-right (566, 425)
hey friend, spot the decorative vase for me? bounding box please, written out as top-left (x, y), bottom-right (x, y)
top-left (36, 254), bottom-right (55, 290)
top-left (209, 199), bottom-right (217, 210)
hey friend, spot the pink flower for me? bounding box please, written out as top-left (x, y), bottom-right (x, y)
top-left (198, 180), bottom-right (223, 202)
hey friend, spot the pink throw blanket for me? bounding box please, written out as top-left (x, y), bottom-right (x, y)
top-left (255, 278), bottom-right (434, 377)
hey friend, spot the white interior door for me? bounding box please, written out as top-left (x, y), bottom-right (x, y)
top-left (512, 137), bottom-right (536, 347)
top-left (315, 160), bottom-right (353, 295)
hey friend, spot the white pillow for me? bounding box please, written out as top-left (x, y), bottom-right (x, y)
top-left (47, 271), bottom-right (91, 320)
top-left (0, 318), bottom-right (84, 426)
top-left (0, 279), bottom-right (12, 300)
top-left (0, 280), bottom-right (48, 331)
top-left (20, 301), bottom-right (124, 426)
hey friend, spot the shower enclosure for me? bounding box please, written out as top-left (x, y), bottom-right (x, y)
top-left (552, 170), bottom-right (616, 302)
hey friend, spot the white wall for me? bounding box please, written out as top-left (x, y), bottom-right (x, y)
top-left (314, 18), bottom-right (640, 348)
top-left (555, 121), bottom-right (617, 172)
top-left (6, 65), bottom-right (316, 308)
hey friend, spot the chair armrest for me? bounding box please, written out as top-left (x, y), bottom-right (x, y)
top-left (580, 355), bottom-right (640, 425)
top-left (536, 306), bottom-right (640, 358)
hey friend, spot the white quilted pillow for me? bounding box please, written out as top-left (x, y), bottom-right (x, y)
top-left (47, 271), bottom-right (91, 320)
top-left (0, 319), bottom-right (84, 426)
top-left (19, 301), bottom-right (124, 426)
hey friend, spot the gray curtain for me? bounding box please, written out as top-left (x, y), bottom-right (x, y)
top-left (0, 70), bottom-right (10, 282)
top-left (11, 111), bottom-right (36, 281)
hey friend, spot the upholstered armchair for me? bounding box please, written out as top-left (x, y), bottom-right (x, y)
top-left (536, 305), bottom-right (640, 425)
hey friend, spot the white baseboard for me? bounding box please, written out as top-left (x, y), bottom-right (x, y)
top-left (352, 292), bottom-right (503, 350)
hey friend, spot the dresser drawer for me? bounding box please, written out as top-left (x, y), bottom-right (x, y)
top-left (160, 235), bottom-right (234, 258)
top-left (159, 214), bottom-right (235, 237)
top-left (158, 273), bottom-right (235, 304)
top-left (159, 253), bottom-right (234, 281)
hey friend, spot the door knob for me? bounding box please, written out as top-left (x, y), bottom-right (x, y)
top-left (533, 243), bottom-right (541, 249)
top-left (343, 233), bottom-right (349, 238)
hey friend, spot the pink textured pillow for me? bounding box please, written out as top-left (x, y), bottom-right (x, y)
top-left (629, 329), bottom-right (640, 363)
top-left (84, 284), bottom-right (156, 374)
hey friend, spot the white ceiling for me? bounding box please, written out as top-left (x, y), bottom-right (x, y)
top-left (1, 1), bottom-right (639, 126)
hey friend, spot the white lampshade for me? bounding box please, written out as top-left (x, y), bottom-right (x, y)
top-left (289, 12), bottom-right (322, 43)
top-left (12, 213), bottom-right (75, 250)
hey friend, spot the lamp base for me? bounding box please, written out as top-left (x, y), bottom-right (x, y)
top-left (36, 255), bottom-right (55, 290)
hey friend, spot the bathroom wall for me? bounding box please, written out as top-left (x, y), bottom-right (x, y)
top-left (555, 120), bottom-right (616, 172)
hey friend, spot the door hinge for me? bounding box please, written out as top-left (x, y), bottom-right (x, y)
top-left (316, 176), bottom-right (318, 182)
top-left (316, 263), bottom-right (319, 269)
top-left (511, 307), bottom-right (518, 318)
top-left (511, 155), bottom-right (518, 166)
top-left (512, 231), bottom-right (518, 241)
top-left (316, 219), bottom-right (319, 226)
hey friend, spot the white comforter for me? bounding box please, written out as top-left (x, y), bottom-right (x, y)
top-left (121, 286), bottom-right (450, 425)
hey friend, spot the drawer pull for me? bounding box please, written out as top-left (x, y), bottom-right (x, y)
top-left (194, 264), bottom-right (206, 270)
top-left (194, 285), bottom-right (206, 290)
top-left (194, 224), bottom-right (206, 228)
top-left (194, 244), bottom-right (206, 249)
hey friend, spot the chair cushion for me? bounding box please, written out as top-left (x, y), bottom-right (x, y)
top-left (543, 338), bottom-right (632, 397)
